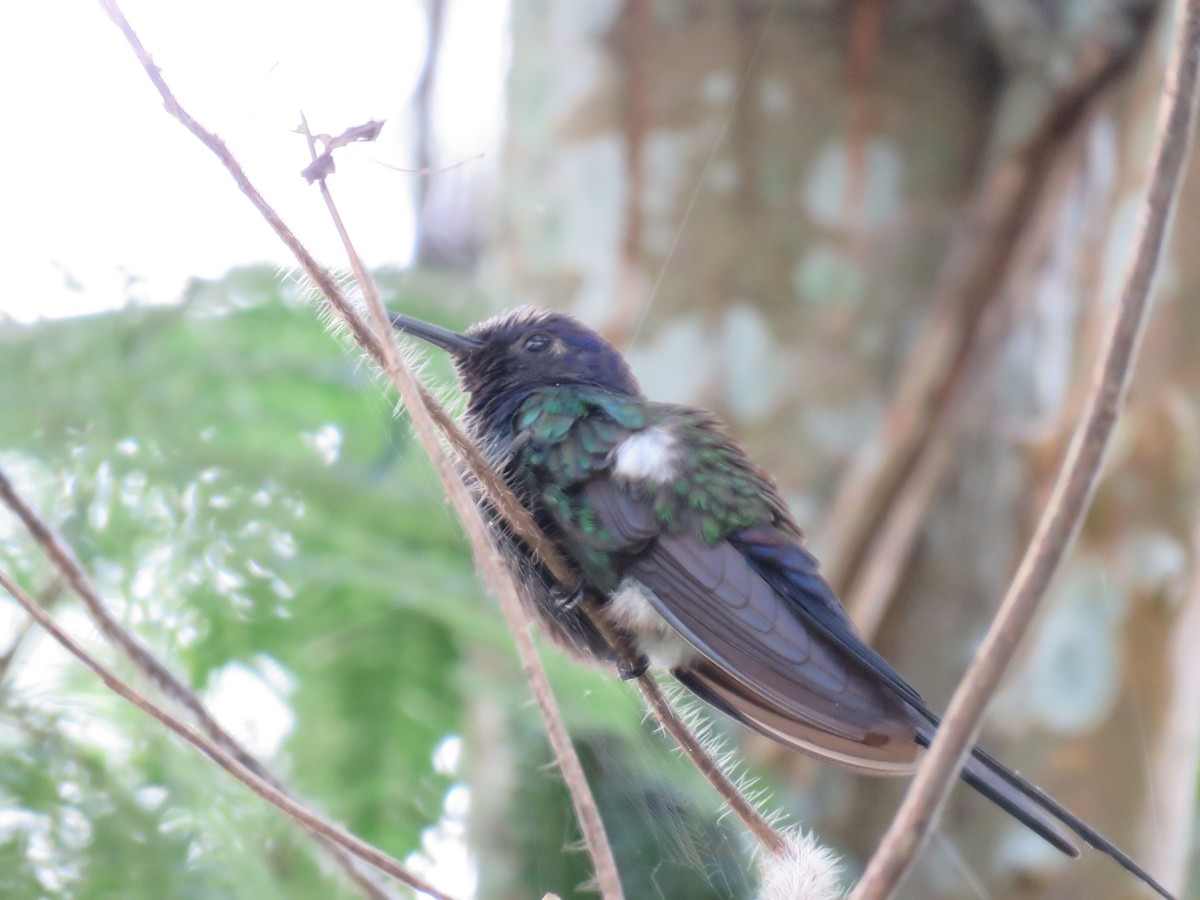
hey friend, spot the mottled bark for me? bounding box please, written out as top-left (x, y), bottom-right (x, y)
top-left (483, 1), bottom-right (1195, 896)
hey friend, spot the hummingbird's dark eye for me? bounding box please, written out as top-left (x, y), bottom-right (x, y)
top-left (523, 333), bottom-right (551, 353)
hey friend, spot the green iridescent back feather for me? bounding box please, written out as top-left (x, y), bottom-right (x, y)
top-left (645, 406), bottom-right (796, 544)
top-left (511, 387), bottom-right (800, 586)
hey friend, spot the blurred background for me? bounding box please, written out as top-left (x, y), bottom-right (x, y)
top-left (2, 0), bottom-right (1199, 897)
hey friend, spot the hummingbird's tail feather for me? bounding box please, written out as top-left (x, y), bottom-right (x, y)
top-left (682, 659), bottom-right (1081, 858)
top-left (921, 732), bottom-right (1174, 900)
top-left (910, 728), bottom-right (1078, 858)
top-left (677, 661), bottom-right (924, 775)
top-left (682, 655), bottom-right (1177, 896)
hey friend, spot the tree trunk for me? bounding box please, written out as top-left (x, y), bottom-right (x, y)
top-left (480, 1), bottom-right (1197, 896)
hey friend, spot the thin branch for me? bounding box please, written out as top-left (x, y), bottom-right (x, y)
top-left (101, 0), bottom-right (620, 879)
top-left (296, 117), bottom-right (624, 900)
top-left (0, 569), bottom-right (457, 900)
top-left (300, 119), bottom-right (386, 183)
top-left (852, 1), bottom-right (1200, 895)
top-left (0, 467), bottom-right (395, 900)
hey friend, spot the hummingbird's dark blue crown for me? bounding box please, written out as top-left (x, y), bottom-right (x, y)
top-left (456, 306), bottom-right (643, 426)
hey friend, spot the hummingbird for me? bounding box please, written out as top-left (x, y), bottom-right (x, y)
top-left (389, 306), bottom-right (1171, 898)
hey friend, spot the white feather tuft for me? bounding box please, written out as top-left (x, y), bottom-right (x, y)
top-left (613, 426), bottom-right (679, 483)
top-left (757, 828), bottom-right (844, 900)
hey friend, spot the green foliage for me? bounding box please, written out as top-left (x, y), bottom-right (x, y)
top-left (0, 271), bottom-right (478, 895)
top-left (0, 268), bottom-right (769, 898)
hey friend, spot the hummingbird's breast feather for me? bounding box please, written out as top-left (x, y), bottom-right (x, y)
top-left (606, 576), bottom-right (698, 670)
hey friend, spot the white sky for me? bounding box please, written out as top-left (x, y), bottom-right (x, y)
top-left (0, 0), bottom-right (506, 323)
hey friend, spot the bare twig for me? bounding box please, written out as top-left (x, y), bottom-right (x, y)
top-left (0, 467), bottom-right (394, 900)
top-left (296, 118), bottom-right (625, 900)
top-left (852, 1), bottom-right (1200, 895)
top-left (0, 570), bottom-right (456, 900)
top-left (300, 119), bottom-right (386, 183)
top-left (574, 595), bottom-right (784, 852)
top-left (101, 0), bottom-right (623, 880)
top-left (95, 0), bottom-right (561, 587)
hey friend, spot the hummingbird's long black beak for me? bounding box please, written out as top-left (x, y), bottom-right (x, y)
top-left (388, 311), bottom-right (482, 355)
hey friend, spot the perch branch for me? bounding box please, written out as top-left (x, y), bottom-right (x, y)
top-left (99, 0), bottom-right (621, 885)
top-left (637, 676), bottom-right (785, 854)
top-left (0, 570), bottom-right (456, 900)
top-left (852, 1), bottom-right (1200, 895)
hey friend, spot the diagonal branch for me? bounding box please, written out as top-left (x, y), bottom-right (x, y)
top-left (636, 676), bottom-right (785, 854)
top-left (0, 569), bottom-right (456, 900)
top-left (852, 0), bottom-right (1200, 895)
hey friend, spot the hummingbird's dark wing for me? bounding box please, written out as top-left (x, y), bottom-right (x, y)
top-left (613, 521), bottom-right (925, 773)
top-left (584, 480), bottom-right (1172, 896)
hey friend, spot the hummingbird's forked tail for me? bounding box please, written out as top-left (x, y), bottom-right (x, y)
top-left (679, 657), bottom-right (1174, 898)
top-left (914, 728), bottom-right (1174, 899)
top-left (680, 660), bottom-right (1080, 858)
top-left (676, 658), bottom-right (924, 776)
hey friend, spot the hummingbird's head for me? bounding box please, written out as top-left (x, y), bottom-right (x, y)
top-left (390, 306), bottom-right (642, 419)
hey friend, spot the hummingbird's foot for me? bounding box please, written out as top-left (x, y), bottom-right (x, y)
top-left (558, 584), bottom-right (585, 611)
top-left (616, 654), bottom-right (649, 681)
